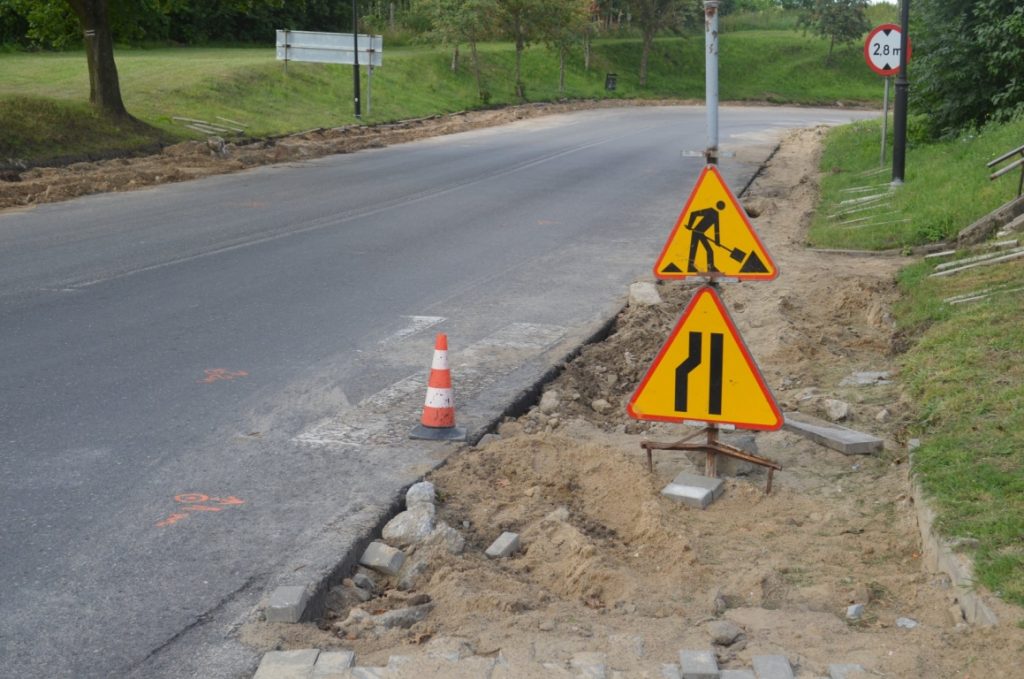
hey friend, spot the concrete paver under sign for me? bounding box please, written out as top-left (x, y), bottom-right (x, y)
top-left (661, 472), bottom-right (724, 509)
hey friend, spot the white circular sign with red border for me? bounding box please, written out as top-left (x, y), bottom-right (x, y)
top-left (864, 23), bottom-right (911, 77)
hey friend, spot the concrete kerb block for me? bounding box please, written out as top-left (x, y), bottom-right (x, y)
top-left (678, 649), bottom-right (719, 678)
top-left (782, 412), bottom-right (883, 455)
top-left (485, 532), bottom-right (521, 558)
top-left (662, 473), bottom-right (724, 509)
top-left (265, 585), bottom-right (311, 623)
top-left (751, 655), bottom-right (794, 679)
top-left (253, 649), bottom-right (320, 679)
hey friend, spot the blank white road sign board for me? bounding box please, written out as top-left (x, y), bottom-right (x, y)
top-left (276, 30), bottom-right (382, 67)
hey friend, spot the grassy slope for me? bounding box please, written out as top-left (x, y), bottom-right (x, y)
top-left (811, 116), bottom-right (1024, 609)
top-left (0, 31), bottom-right (880, 167)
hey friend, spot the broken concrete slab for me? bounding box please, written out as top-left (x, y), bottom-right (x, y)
top-left (783, 412), bottom-right (883, 455)
top-left (661, 473), bottom-right (724, 509)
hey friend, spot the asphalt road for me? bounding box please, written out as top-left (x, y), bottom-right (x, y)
top-left (0, 105), bottom-right (874, 678)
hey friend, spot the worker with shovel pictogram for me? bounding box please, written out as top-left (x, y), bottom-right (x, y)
top-left (682, 200), bottom-right (767, 275)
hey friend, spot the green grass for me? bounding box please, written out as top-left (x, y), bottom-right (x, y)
top-left (897, 256), bottom-right (1024, 607)
top-left (808, 115), bottom-right (1024, 249)
top-left (1, 30), bottom-right (882, 168)
top-left (811, 113), bottom-right (1024, 608)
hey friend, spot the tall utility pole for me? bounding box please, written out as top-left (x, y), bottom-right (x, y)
top-left (704, 1), bottom-right (719, 166)
top-left (891, 0), bottom-right (910, 183)
top-left (352, 0), bottom-right (362, 118)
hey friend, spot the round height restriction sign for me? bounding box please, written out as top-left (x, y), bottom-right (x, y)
top-left (864, 23), bottom-right (911, 77)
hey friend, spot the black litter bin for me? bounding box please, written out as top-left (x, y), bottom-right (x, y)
top-left (604, 73), bottom-right (617, 91)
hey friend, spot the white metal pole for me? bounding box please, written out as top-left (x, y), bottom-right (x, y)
top-left (880, 77), bottom-right (890, 166)
top-left (704, 1), bottom-right (720, 165)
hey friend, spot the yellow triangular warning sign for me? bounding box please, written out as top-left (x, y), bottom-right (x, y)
top-left (627, 286), bottom-right (782, 430)
top-left (654, 165), bottom-right (777, 281)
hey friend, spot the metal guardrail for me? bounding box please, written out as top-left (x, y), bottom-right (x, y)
top-left (987, 142), bottom-right (1024, 197)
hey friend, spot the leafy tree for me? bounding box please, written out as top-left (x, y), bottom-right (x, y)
top-left (915, 0), bottom-right (1024, 136)
top-left (494, 0), bottom-right (549, 99)
top-left (632, 0), bottom-right (700, 87)
top-left (797, 0), bottom-right (869, 64)
top-left (539, 0), bottom-right (590, 93)
top-left (416, 0), bottom-right (497, 100)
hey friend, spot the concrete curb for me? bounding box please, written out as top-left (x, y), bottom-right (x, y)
top-left (908, 454), bottom-right (999, 626)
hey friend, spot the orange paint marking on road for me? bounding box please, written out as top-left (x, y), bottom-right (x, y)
top-left (211, 496), bottom-right (245, 506)
top-left (156, 512), bottom-right (190, 528)
top-left (158, 492), bottom-right (246, 527)
top-left (197, 368), bottom-right (249, 384)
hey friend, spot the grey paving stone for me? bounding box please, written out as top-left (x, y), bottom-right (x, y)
top-left (829, 664), bottom-right (867, 679)
top-left (485, 531), bottom-right (521, 558)
top-left (359, 541), bottom-right (406, 575)
top-left (253, 649), bottom-right (320, 679)
top-left (570, 651), bottom-right (608, 678)
top-left (752, 655), bottom-right (794, 679)
top-left (311, 651), bottom-right (355, 679)
top-left (720, 671), bottom-right (756, 679)
top-left (661, 665), bottom-right (682, 679)
top-left (662, 473), bottom-right (724, 509)
top-left (782, 412), bottom-right (883, 455)
top-left (265, 586), bottom-right (310, 623)
top-left (678, 649), bottom-right (720, 678)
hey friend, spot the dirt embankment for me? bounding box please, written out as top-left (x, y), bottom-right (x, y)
top-left (243, 128), bottom-right (1024, 677)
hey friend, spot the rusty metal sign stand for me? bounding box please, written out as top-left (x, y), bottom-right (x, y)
top-left (640, 424), bottom-right (782, 494)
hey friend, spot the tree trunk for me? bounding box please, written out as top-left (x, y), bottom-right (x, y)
top-left (470, 40), bottom-right (484, 101)
top-left (514, 21), bottom-right (524, 100)
top-left (65, 0), bottom-right (131, 119)
top-left (451, 43), bottom-right (460, 72)
top-left (584, 34), bottom-right (591, 71)
top-left (827, 34), bottom-right (835, 65)
top-left (559, 48), bottom-right (566, 94)
top-left (640, 31), bottom-right (654, 87)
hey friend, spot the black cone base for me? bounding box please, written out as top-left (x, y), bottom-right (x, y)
top-left (410, 424), bottom-right (466, 441)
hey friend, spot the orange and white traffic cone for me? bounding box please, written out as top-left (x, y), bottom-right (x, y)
top-left (410, 333), bottom-right (466, 441)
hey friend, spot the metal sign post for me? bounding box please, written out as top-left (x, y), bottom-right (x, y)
top-left (704, 1), bottom-right (720, 166)
top-left (352, 0), bottom-right (361, 119)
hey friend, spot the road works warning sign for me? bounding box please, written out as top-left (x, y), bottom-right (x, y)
top-left (654, 165), bottom-right (777, 281)
top-left (627, 286), bottom-right (782, 430)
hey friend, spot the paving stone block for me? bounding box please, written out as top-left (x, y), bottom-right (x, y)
top-left (678, 649), bottom-right (720, 678)
top-left (662, 473), bottom-right (725, 509)
top-left (828, 664), bottom-right (867, 679)
top-left (311, 651), bottom-right (355, 679)
top-left (265, 586), bottom-right (310, 623)
top-left (350, 667), bottom-right (389, 679)
top-left (720, 671), bottom-right (756, 679)
top-left (783, 412), bottom-right (883, 455)
top-left (359, 541), bottom-right (406, 575)
top-left (570, 651), bottom-right (608, 678)
top-left (752, 655), bottom-right (794, 679)
top-left (660, 665), bottom-right (682, 679)
top-left (485, 531), bottom-right (521, 558)
top-left (253, 649), bottom-right (320, 679)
